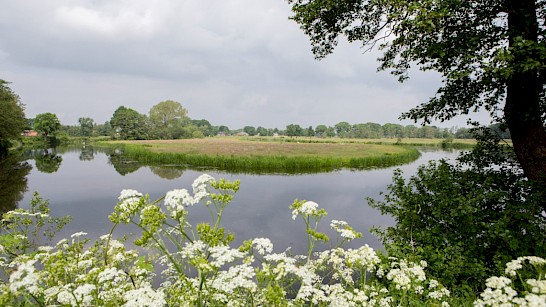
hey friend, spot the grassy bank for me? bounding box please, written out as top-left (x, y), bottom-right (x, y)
top-left (245, 136), bottom-right (477, 149)
top-left (102, 137), bottom-right (422, 174)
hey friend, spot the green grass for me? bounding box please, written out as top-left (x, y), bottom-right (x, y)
top-left (100, 137), bottom-right (422, 174)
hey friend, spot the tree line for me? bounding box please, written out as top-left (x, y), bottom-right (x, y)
top-left (58, 100), bottom-right (510, 140)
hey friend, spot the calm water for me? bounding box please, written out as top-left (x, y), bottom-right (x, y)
top-left (11, 147), bottom-right (460, 255)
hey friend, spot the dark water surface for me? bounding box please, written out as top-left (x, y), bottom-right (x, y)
top-left (14, 147), bottom-right (460, 255)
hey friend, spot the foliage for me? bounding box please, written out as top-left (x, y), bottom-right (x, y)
top-left (0, 80), bottom-right (26, 154)
top-left (148, 100), bottom-right (189, 139)
top-left (110, 106), bottom-right (148, 140)
top-left (287, 0), bottom-right (546, 191)
top-left (286, 124), bottom-right (304, 137)
top-left (78, 117), bottom-right (94, 137)
top-left (2, 175), bottom-right (544, 306)
top-left (33, 113), bottom-right (61, 138)
top-left (369, 130), bottom-right (546, 294)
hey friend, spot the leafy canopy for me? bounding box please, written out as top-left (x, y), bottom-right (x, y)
top-left (288, 0), bottom-right (546, 123)
top-left (0, 80), bottom-right (26, 154)
top-left (33, 113), bottom-right (61, 138)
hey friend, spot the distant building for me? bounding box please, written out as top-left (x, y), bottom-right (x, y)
top-left (22, 130), bottom-right (39, 137)
top-left (235, 132), bottom-right (249, 137)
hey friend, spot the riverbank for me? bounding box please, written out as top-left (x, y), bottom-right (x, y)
top-left (100, 137), bottom-right (423, 174)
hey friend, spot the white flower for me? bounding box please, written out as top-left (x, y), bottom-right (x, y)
top-left (9, 260), bottom-right (40, 295)
top-left (291, 201), bottom-right (319, 219)
top-left (164, 189), bottom-right (192, 216)
top-left (71, 231), bottom-right (87, 238)
top-left (113, 189), bottom-right (144, 223)
top-left (252, 238), bottom-right (273, 255)
top-left (209, 245), bottom-right (244, 267)
top-left (123, 284), bottom-right (165, 307)
top-left (192, 174), bottom-right (214, 201)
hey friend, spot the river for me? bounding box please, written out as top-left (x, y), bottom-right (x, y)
top-left (9, 147), bottom-right (460, 255)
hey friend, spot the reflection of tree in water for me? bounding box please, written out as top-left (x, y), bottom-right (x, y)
top-left (0, 153), bottom-right (31, 214)
top-left (79, 145), bottom-right (95, 161)
top-left (34, 150), bottom-right (63, 173)
top-left (149, 166), bottom-right (185, 180)
top-left (108, 154), bottom-right (141, 176)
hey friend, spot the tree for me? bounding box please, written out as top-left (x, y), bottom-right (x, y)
top-left (34, 113), bottom-right (61, 138)
top-left (285, 124), bottom-right (303, 137)
top-left (243, 126), bottom-right (256, 136)
top-left (149, 100), bottom-right (189, 139)
top-left (334, 121), bottom-right (351, 138)
top-left (288, 0), bottom-right (546, 191)
top-left (0, 80), bottom-right (26, 154)
top-left (78, 117), bottom-right (94, 137)
top-left (369, 131), bottom-right (546, 292)
top-left (110, 106), bottom-right (147, 140)
top-left (315, 124), bottom-right (327, 137)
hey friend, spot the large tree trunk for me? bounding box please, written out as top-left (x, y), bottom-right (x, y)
top-left (505, 0), bottom-right (546, 202)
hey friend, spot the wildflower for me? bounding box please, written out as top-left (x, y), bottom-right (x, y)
top-left (9, 260), bottom-right (40, 295)
top-left (110, 189), bottom-right (144, 223)
top-left (291, 200), bottom-right (324, 220)
top-left (123, 284), bottom-right (166, 307)
top-left (209, 244), bottom-right (244, 267)
top-left (330, 220), bottom-right (362, 241)
top-left (252, 238), bottom-right (273, 255)
top-left (71, 231), bottom-right (87, 238)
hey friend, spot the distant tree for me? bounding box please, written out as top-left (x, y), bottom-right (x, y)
top-left (34, 113), bottom-right (61, 138)
top-left (149, 100), bottom-right (189, 139)
top-left (192, 119), bottom-right (213, 137)
top-left (243, 126), bottom-right (257, 136)
top-left (95, 121), bottom-right (112, 136)
top-left (256, 126), bottom-right (269, 136)
top-left (305, 126), bottom-right (315, 137)
top-left (0, 80), bottom-right (26, 154)
top-left (218, 125), bottom-right (230, 135)
top-left (285, 124), bottom-right (303, 137)
top-left (110, 106), bottom-right (148, 140)
top-left (78, 117), bottom-right (94, 137)
top-left (325, 126), bottom-right (336, 137)
top-left (383, 123), bottom-right (404, 138)
top-left (334, 121), bottom-right (351, 137)
top-left (315, 125), bottom-right (327, 137)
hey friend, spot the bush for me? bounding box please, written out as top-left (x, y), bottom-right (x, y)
top-left (369, 129), bottom-right (546, 294)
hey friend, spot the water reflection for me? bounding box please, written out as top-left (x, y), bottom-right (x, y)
top-left (79, 145), bottom-right (95, 161)
top-left (12, 146), bottom-right (461, 255)
top-left (108, 153), bottom-right (142, 175)
top-left (149, 166), bottom-right (184, 180)
top-left (0, 153), bottom-right (31, 214)
top-left (23, 148), bottom-right (63, 174)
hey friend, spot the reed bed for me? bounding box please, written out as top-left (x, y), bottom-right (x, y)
top-left (103, 138), bottom-right (421, 174)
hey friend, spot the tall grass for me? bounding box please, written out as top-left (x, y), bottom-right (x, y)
top-left (107, 143), bottom-right (421, 174)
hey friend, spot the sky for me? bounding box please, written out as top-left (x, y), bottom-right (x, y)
top-left (0, 0), bottom-right (491, 129)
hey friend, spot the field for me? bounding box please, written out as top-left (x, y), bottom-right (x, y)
top-left (103, 137), bottom-right (427, 173)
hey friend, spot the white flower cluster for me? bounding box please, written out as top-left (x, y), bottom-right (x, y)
top-left (164, 174), bottom-right (215, 217)
top-left (252, 238), bottom-right (273, 255)
top-left (123, 284), bottom-right (166, 307)
top-left (9, 260), bottom-right (40, 296)
top-left (291, 201), bottom-right (319, 220)
top-left (385, 259), bottom-right (427, 291)
top-left (330, 219), bottom-right (360, 240)
top-left (474, 256), bottom-right (546, 307)
top-left (114, 189), bottom-right (144, 223)
top-left (505, 256), bottom-right (546, 276)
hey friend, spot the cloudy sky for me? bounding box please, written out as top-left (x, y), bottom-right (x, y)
top-left (0, 0), bottom-right (489, 129)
